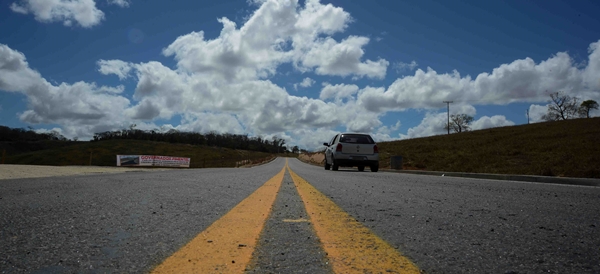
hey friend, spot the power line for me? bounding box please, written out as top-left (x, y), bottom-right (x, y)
top-left (443, 101), bottom-right (453, 135)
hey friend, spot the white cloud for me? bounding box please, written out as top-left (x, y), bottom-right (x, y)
top-left (471, 115), bottom-right (515, 130)
top-left (10, 0), bottom-right (106, 28)
top-left (528, 104), bottom-right (548, 123)
top-left (359, 42), bottom-right (600, 112)
top-left (108, 0), bottom-right (130, 7)
top-left (288, 127), bottom-right (339, 151)
top-left (0, 44), bottom-right (43, 92)
top-left (294, 77), bottom-right (315, 90)
top-left (300, 77), bottom-right (315, 87)
top-left (400, 106), bottom-right (515, 139)
top-left (299, 36), bottom-right (389, 79)
top-left (370, 121), bottom-right (401, 143)
top-left (3, 0), bottom-right (600, 148)
top-left (0, 44), bottom-right (131, 140)
top-left (400, 112), bottom-right (448, 139)
top-left (124, 99), bottom-right (161, 120)
top-left (163, 0), bottom-right (386, 81)
top-left (319, 83), bottom-right (359, 101)
top-left (583, 41), bottom-right (600, 91)
top-left (176, 112), bottom-right (245, 134)
top-left (97, 59), bottom-right (133, 80)
top-left (450, 104), bottom-right (477, 116)
top-left (345, 107), bottom-right (382, 133)
top-left (96, 84), bottom-right (124, 94)
top-left (393, 61), bottom-right (418, 73)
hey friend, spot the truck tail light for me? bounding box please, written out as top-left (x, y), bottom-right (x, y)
top-left (373, 145), bottom-right (379, 153)
top-left (336, 143), bottom-right (343, 152)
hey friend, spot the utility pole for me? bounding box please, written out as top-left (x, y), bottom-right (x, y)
top-left (526, 109), bottom-right (530, 124)
top-left (443, 101), bottom-right (453, 135)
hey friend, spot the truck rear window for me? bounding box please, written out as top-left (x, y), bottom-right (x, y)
top-left (339, 134), bottom-right (374, 144)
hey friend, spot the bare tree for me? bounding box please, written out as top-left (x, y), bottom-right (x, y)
top-left (541, 91), bottom-right (580, 121)
top-left (445, 114), bottom-right (474, 133)
top-left (579, 100), bottom-right (599, 118)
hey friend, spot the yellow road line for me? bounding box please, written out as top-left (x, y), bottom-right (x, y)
top-left (288, 167), bottom-right (421, 274)
top-left (152, 165), bottom-right (286, 274)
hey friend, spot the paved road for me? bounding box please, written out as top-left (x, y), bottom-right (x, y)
top-left (288, 159), bottom-right (600, 273)
top-left (1, 158), bottom-right (599, 273)
top-left (1, 161), bottom-right (281, 273)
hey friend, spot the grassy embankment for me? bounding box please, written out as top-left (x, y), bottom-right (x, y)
top-left (305, 118), bottom-right (600, 178)
top-left (1, 139), bottom-right (277, 168)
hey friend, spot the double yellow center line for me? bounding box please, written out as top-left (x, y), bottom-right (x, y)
top-left (152, 160), bottom-right (420, 273)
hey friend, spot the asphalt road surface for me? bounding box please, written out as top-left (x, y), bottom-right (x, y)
top-left (1, 158), bottom-right (599, 273)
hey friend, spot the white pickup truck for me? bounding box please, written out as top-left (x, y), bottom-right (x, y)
top-left (323, 133), bottom-right (379, 172)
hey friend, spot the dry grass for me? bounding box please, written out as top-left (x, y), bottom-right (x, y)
top-left (3, 139), bottom-right (275, 168)
top-left (378, 118), bottom-right (600, 178)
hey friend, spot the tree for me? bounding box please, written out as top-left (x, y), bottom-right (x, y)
top-left (541, 91), bottom-right (580, 121)
top-left (579, 100), bottom-right (599, 118)
top-left (292, 146), bottom-right (299, 154)
top-left (445, 114), bottom-right (473, 133)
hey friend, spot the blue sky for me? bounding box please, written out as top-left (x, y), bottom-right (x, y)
top-left (1, 0), bottom-right (599, 149)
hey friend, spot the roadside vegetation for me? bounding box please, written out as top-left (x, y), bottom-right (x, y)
top-left (2, 139), bottom-right (278, 168)
top-left (2, 116), bottom-right (599, 177)
top-left (377, 118), bottom-right (600, 178)
top-left (0, 126), bottom-right (288, 168)
top-left (300, 118), bottom-right (600, 178)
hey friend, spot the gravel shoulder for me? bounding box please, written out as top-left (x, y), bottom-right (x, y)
top-left (0, 164), bottom-right (166, 180)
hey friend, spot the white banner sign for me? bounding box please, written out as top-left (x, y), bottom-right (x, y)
top-left (117, 155), bottom-right (190, 167)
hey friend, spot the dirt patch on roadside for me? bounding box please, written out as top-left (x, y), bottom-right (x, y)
top-left (298, 153), bottom-right (325, 165)
top-left (0, 165), bottom-right (164, 180)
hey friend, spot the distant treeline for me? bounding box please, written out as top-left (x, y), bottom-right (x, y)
top-left (0, 126), bottom-right (68, 142)
top-left (93, 128), bottom-right (301, 154)
top-left (0, 125), bottom-right (302, 154)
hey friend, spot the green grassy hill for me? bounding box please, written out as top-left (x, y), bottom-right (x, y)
top-left (2, 139), bottom-right (275, 168)
top-left (378, 118), bottom-right (600, 178)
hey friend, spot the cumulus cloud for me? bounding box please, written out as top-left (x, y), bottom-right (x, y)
top-left (400, 112), bottom-right (448, 139)
top-left (300, 36), bottom-right (389, 79)
top-left (582, 41), bottom-right (600, 93)
top-left (359, 42), bottom-right (600, 112)
top-left (288, 127), bottom-right (339, 150)
top-left (163, 0), bottom-right (387, 81)
top-left (108, 0), bottom-right (130, 7)
top-left (393, 61), bottom-right (418, 73)
top-left (10, 0), bottom-right (105, 28)
top-left (319, 83), bottom-right (359, 101)
top-left (400, 105), bottom-right (514, 139)
top-left (3, 0), bottom-right (600, 147)
top-left (299, 77), bottom-right (315, 87)
top-left (0, 44), bottom-right (43, 92)
top-left (400, 113), bottom-right (512, 139)
top-left (126, 99), bottom-right (161, 120)
top-left (96, 84), bottom-right (124, 94)
top-left (177, 112), bottom-right (245, 134)
top-left (528, 104), bottom-right (548, 123)
top-left (294, 77), bottom-right (315, 90)
top-left (97, 60), bottom-right (133, 80)
top-left (471, 115), bottom-right (515, 130)
top-left (0, 44), bottom-right (131, 139)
